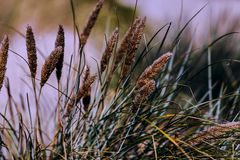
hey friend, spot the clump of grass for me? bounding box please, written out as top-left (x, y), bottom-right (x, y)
top-left (1, 1), bottom-right (240, 159)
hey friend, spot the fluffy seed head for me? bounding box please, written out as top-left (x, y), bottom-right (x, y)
top-left (77, 75), bottom-right (96, 100)
top-left (189, 122), bottom-right (240, 146)
top-left (121, 17), bottom-right (146, 77)
top-left (26, 25), bottom-right (37, 79)
top-left (65, 71), bottom-right (96, 116)
top-left (0, 35), bottom-right (9, 91)
top-left (114, 17), bottom-right (141, 70)
top-left (55, 25), bottom-right (65, 81)
top-left (134, 79), bottom-right (156, 104)
top-left (40, 46), bottom-right (63, 87)
top-left (100, 28), bottom-right (119, 73)
top-left (137, 52), bottom-right (172, 87)
top-left (80, 0), bottom-right (104, 46)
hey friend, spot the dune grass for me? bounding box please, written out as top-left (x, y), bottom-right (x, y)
top-left (0, 0), bottom-right (240, 159)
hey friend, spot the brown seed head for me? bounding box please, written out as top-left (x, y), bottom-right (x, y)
top-left (137, 52), bottom-right (172, 87)
top-left (80, 0), bottom-right (104, 46)
top-left (100, 28), bottom-right (119, 73)
top-left (0, 35), bottom-right (9, 91)
top-left (189, 122), bottom-right (240, 146)
top-left (77, 74), bottom-right (96, 101)
top-left (134, 79), bottom-right (156, 104)
top-left (40, 46), bottom-right (63, 87)
top-left (114, 17), bottom-right (141, 70)
top-left (26, 25), bottom-right (37, 79)
top-left (65, 73), bottom-right (96, 116)
top-left (55, 25), bottom-right (65, 81)
top-left (121, 17), bottom-right (146, 77)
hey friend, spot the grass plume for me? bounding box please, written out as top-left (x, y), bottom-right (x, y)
top-left (40, 46), bottom-right (63, 87)
top-left (55, 25), bottom-right (65, 82)
top-left (100, 27), bottom-right (119, 73)
top-left (114, 17), bottom-right (142, 70)
top-left (137, 52), bottom-right (172, 87)
top-left (0, 35), bottom-right (9, 91)
top-left (80, 0), bottom-right (104, 46)
top-left (26, 25), bottom-right (37, 79)
top-left (121, 17), bottom-right (146, 78)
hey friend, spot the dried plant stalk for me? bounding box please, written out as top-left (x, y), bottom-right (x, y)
top-left (0, 35), bottom-right (9, 91)
top-left (121, 17), bottom-right (146, 77)
top-left (26, 25), bottom-right (37, 79)
top-left (55, 25), bottom-right (65, 81)
top-left (100, 28), bottom-right (119, 73)
top-left (40, 46), bottom-right (63, 87)
top-left (137, 52), bottom-right (172, 87)
top-left (80, 0), bottom-right (104, 46)
top-left (189, 122), bottom-right (240, 146)
top-left (134, 79), bottom-right (156, 104)
top-left (114, 17), bottom-right (141, 70)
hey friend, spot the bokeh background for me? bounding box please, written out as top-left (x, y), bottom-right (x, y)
top-left (0, 0), bottom-right (240, 120)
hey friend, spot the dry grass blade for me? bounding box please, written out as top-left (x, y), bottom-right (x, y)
top-left (40, 46), bottom-right (63, 87)
top-left (55, 25), bottom-right (65, 81)
top-left (137, 52), bottom-right (172, 87)
top-left (114, 17), bottom-right (141, 70)
top-left (26, 25), bottom-right (37, 79)
top-left (0, 35), bottom-right (9, 91)
top-left (189, 122), bottom-right (240, 146)
top-left (100, 28), bottom-right (119, 73)
top-left (80, 0), bottom-right (104, 46)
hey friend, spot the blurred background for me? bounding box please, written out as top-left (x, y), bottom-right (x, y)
top-left (0, 0), bottom-right (240, 119)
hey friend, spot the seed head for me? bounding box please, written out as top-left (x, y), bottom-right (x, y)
top-left (134, 79), bottom-right (156, 104)
top-left (121, 17), bottom-right (146, 77)
top-left (189, 122), bottom-right (240, 146)
top-left (40, 46), bottom-right (63, 87)
top-left (100, 28), bottom-right (119, 73)
top-left (0, 35), bottom-right (9, 91)
top-left (65, 69), bottom-right (96, 116)
top-left (137, 52), bottom-right (172, 87)
top-left (55, 25), bottom-right (65, 81)
top-left (114, 17), bottom-right (141, 70)
top-left (80, 0), bottom-right (104, 46)
top-left (26, 25), bottom-right (37, 79)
